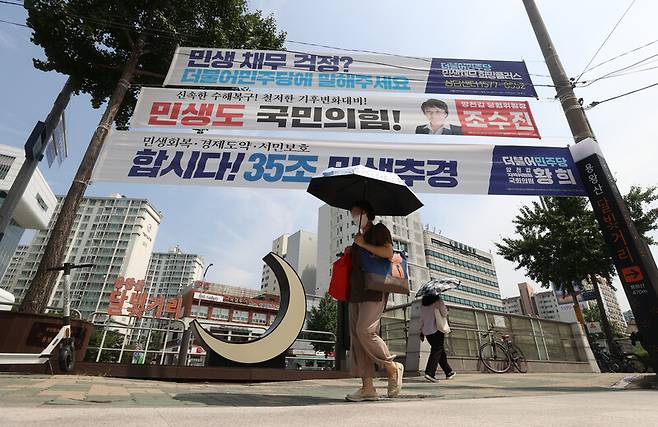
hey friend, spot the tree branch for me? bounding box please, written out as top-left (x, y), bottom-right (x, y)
top-left (96, 64), bottom-right (164, 79)
top-left (135, 69), bottom-right (166, 79)
top-left (124, 29), bottom-right (134, 47)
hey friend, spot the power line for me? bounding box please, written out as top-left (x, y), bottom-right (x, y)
top-left (574, 0), bottom-right (637, 83)
top-left (579, 63), bottom-right (658, 84)
top-left (287, 39), bottom-right (432, 62)
top-left (11, 8), bottom-right (553, 88)
top-left (578, 52), bottom-right (658, 87)
top-left (584, 38), bottom-right (658, 75)
top-left (584, 65), bottom-right (658, 83)
top-left (0, 7), bottom-right (556, 89)
top-left (586, 81), bottom-right (658, 109)
top-left (0, 17), bottom-right (27, 27)
top-left (0, 1), bottom-right (23, 6)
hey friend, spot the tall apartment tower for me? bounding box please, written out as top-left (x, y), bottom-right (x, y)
top-left (144, 246), bottom-right (204, 298)
top-left (261, 230), bottom-right (317, 297)
top-left (2, 194), bottom-right (160, 319)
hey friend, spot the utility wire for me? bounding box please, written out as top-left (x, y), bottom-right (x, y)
top-left (0, 0), bottom-right (23, 6)
top-left (586, 81), bottom-right (658, 109)
top-left (0, 17), bottom-right (27, 27)
top-left (287, 39), bottom-right (432, 62)
top-left (2, 7), bottom-right (554, 88)
top-left (578, 53), bottom-right (658, 87)
top-left (574, 0), bottom-right (637, 83)
top-left (579, 61), bottom-right (658, 83)
top-left (1, 6), bottom-right (557, 89)
top-left (584, 38), bottom-right (658, 74)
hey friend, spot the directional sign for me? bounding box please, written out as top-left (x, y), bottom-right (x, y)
top-left (23, 121), bottom-right (46, 161)
top-left (571, 138), bottom-right (658, 371)
top-left (622, 266), bottom-right (644, 283)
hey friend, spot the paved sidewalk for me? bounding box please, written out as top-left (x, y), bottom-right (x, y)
top-left (0, 372), bottom-right (644, 407)
top-left (4, 391), bottom-right (657, 427)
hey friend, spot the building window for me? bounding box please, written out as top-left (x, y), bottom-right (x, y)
top-left (252, 312), bottom-right (267, 325)
top-left (191, 305), bottom-right (208, 318)
top-left (35, 193), bottom-right (49, 212)
top-left (393, 240), bottom-right (408, 253)
top-left (232, 310), bottom-right (249, 323)
top-left (211, 307), bottom-right (229, 321)
top-left (0, 154), bottom-right (15, 180)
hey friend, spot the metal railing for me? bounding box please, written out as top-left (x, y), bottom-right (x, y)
top-left (87, 312), bottom-right (186, 365)
top-left (85, 311), bottom-right (337, 368)
top-left (0, 301), bottom-right (82, 319)
top-left (382, 301), bottom-right (584, 362)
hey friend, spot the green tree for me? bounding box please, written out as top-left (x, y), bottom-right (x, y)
top-left (20, 0), bottom-right (285, 314)
top-left (623, 185), bottom-right (658, 245)
top-left (496, 197), bottom-right (614, 298)
top-left (497, 190), bottom-right (658, 327)
top-left (306, 294), bottom-right (337, 354)
top-left (582, 306), bottom-right (625, 338)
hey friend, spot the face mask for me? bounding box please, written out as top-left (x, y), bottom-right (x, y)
top-left (352, 213), bottom-right (367, 228)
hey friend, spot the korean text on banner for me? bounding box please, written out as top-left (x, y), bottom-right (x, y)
top-left (92, 131), bottom-right (584, 197)
top-left (164, 48), bottom-right (537, 98)
top-left (131, 88), bottom-right (541, 139)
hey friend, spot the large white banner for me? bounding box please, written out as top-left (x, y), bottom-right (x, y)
top-left (164, 47), bottom-right (538, 98)
top-left (131, 87), bottom-right (540, 139)
top-left (92, 131), bottom-right (585, 196)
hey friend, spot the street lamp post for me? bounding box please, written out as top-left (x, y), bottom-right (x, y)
top-left (203, 263), bottom-right (214, 283)
top-left (178, 262), bottom-right (214, 367)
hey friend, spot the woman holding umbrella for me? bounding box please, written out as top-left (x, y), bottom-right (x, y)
top-left (420, 293), bottom-right (456, 382)
top-left (417, 278), bottom-right (460, 382)
top-left (307, 165), bottom-right (423, 401)
top-left (345, 200), bottom-right (404, 402)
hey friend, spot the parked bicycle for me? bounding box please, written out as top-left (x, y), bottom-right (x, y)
top-left (478, 323), bottom-right (528, 373)
top-left (590, 341), bottom-right (647, 373)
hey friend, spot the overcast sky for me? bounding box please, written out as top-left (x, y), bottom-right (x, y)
top-left (1, 0), bottom-right (657, 311)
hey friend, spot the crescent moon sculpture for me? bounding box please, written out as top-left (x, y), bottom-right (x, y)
top-left (191, 252), bottom-right (307, 364)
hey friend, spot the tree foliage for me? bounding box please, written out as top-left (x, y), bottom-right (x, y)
top-left (20, 0), bottom-right (286, 314)
top-left (496, 197), bottom-right (614, 294)
top-left (306, 294), bottom-right (337, 354)
top-left (497, 189), bottom-right (658, 295)
top-left (582, 306), bottom-right (625, 338)
top-left (623, 185), bottom-right (658, 245)
top-left (25, 0), bottom-right (286, 126)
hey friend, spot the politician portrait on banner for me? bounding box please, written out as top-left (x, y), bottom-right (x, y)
top-left (130, 88), bottom-right (541, 140)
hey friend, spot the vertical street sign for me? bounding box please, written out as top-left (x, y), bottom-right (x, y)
top-left (572, 139), bottom-right (658, 369)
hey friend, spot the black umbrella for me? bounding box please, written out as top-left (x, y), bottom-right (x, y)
top-left (307, 165), bottom-right (423, 216)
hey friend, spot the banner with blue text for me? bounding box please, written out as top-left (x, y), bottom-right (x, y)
top-left (92, 131), bottom-right (584, 196)
top-left (164, 47), bottom-right (537, 98)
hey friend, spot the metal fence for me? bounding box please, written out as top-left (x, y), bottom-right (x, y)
top-left (381, 302), bottom-right (583, 362)
top-left (0, 301), bottom-right (82, 319)
top-left (85, 311), bottom-right (337, 369)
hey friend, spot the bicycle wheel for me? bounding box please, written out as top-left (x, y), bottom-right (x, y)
top-left (479, 342), bottom-right (511, 373)
top-left (509, 344), bottom-right (528, 373)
